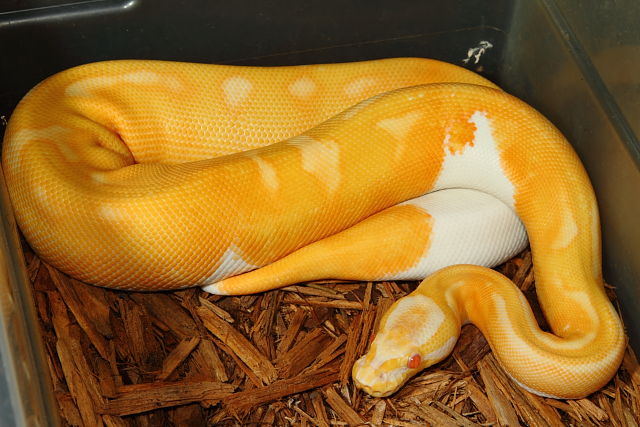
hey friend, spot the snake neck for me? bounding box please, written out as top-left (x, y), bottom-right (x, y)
top-left (419, 265), bottom-right (625, 398)
top-left (353, 260), bottom-right (624, 399)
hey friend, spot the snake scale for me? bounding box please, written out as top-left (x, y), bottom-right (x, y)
top-left (2, 58), bottom-right (625, 398)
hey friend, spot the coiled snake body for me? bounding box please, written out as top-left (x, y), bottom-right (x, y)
top-left (2, 58), bottom-right (625, 398)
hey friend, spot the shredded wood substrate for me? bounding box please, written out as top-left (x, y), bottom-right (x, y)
top-left (25, 244), bottom-right (640, 426)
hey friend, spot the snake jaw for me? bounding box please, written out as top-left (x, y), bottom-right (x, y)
top-left (352, 355), bottom-right (413, 397)
top-left (353, 348), bottom-right (454, 396)
top-left (351, 341), bottom-right (427, 397)
top-left (352, 311), bottom-right (461, 396)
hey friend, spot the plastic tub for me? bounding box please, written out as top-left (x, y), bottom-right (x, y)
top-left (0, 0), bottom-right (638, 425)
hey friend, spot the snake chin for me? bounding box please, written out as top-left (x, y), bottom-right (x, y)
top-left (351, 355), bottom-right (414, 397)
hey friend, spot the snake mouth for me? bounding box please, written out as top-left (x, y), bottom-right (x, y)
top-left (352, 374), bottom-right (405, 397)
top-left (353, 381), bottom-right (395, 398)
top-left (352, 356), bottom-right (409, 397)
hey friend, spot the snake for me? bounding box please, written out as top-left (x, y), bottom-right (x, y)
top-left (1, 58), bottom-right (625, 399)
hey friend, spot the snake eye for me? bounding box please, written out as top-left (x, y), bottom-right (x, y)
top-left (407, 354), bottom-right (421, 369)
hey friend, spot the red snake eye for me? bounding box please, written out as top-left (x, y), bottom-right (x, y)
top-left (369, 333), bottom-right (376, 345)
top-left (407, 354), bottom-right (421, 369)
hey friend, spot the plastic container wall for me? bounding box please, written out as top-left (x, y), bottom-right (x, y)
top-left (499, 0), bottom-right (640, 354)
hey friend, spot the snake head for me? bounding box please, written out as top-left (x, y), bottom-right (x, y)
top-left (352, 340), bottom-right (425, 397)
top-left (352, 292), bottom-right (460, 397)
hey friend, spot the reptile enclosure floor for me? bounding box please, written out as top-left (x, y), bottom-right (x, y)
top-left (26, 241), bottom-right (640, 426)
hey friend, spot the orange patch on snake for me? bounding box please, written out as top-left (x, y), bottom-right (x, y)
top-left (443, 115), bottom-right (477, 155)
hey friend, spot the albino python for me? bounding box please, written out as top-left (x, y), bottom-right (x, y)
top-left (2, 58), bottom-right (625, 399)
